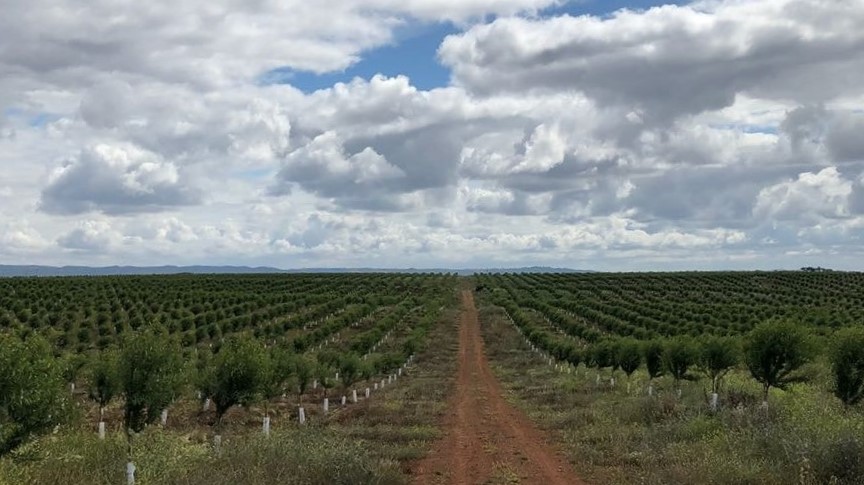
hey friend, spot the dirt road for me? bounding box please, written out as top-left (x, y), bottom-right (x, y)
top-left (412, 290), bottom-right (581, 485)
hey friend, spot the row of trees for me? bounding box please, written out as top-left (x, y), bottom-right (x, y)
top-left (0, 274), bottom-right (454, 353)
top-left (504, 300), bottom-right (864, 408)
top-left (486, 271), bottom-right (864, 340)
top-left (1, 314), bottom-right (428, 458)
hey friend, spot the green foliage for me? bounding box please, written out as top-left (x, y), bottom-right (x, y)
top-left (697, 335), bottom-right (739, 393)
top-left (262, 346), bottom-right (294, 404)
top-left (61, 352), bottom-right (87, 385)
top-left (662, 337), bottom-right (697, 386)
top-left (338, 354), bottom-right (361, 389)
top-left (0, 428), bottom-right (404, 485)
top-left (829, 326), bottom-right (864, 406)
top-left (292, 355), bottom-right (315, 401)
top-left (315, 363), bottom-right (334, 390)
top-left (87, 349), bottom-right (121, 411)
top-left (643, 339), bottom-right (665, 380)
top-left (615, 338), bottom-right (642, 377)
top-left (587, 340), bottom-right (615, 370)
top-left (358, 360), bottom-right (375, 382)
top-left (744, 320), bottom-right (813, 401)
top-left (212, 336), bottom-right (269, 423)
top-left (119, 325), bottom-right (184, 434)
top-left (192, 348), bottom-right (216, 403)
top-left (0, 334), bottom-right (69, 455)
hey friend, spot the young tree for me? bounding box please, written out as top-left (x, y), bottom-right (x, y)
top-left (829, 327), bottom-right (864, 406)
top-left (698, 336), bottom-right (739, 391)
top-left (564, 345), bottom-right (582, 370)
top-left (212, 336), bottom-right (269, 431)
top-left (193, 348), bottom-right (216, 412)
top-left (0, 334), bottom-right (69, 455)
top-left (358, 359), bottom-right (375, 388)
top-left (697, 335), bottom-right (739, 410)
top-left (339, 354), bottom-right (361, 392)
top-left (292, 355), bottom-right (315, 405)
top-left (88, 349), bottom-right (120, 422)
top-left (744, 320), bottom-right (813, 406)
top-left (643, 339), bottom-right (664, 396)
top-left (588, 340), bottom-right (615, 381)
top-left (616, 338), bottom-right (642, 378)
top-left (259, 345), bottom-right (294, 433)
top-left (118, 325), bottom-right (184, 435)
top-left (662, 337), bottom-right (697, 395)
top-left (62, 353), bottom-right (87, 394)
top-left (316, 363), bottom-right (334, 412)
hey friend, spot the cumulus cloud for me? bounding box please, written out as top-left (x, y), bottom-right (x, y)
top-left (2, 0), bottom-right (864, 269)
top-left (40, 144), bottom-right (200, 215)
top-left (271, 131), bottom-right (405, 198)
top-left (0, 0), bottom-right (563, 94)
top-left (440, 0), bottom-right (864, 124)
top-left (754, 167), bottom-right (854, 222)
top-left (0, 221), bottom-right (50, 254)
top-left (56, 220), bottom-right (121, 251)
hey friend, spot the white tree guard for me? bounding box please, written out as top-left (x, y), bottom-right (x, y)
top-left (126, 462), bottom-right (136, 485)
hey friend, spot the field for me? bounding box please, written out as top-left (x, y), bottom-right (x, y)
top-left (2, 272), bottom-right (864, 484)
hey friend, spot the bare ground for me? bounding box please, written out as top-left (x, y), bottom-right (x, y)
top-left (412, 290), bottom-right (582, 485)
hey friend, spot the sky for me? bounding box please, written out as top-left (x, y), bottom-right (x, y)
top-left (1, 0), bottom-right (863, 271)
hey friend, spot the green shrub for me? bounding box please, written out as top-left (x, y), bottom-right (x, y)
top-left (829, 326), bottom-right (864, 406)
top-left (0, 334), bottom-right (70, 454)
top-left (810, 432), bottom-right (864, 484)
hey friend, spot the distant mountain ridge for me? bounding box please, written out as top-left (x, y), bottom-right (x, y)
top-left (0, 265), bottom-right (591, 277)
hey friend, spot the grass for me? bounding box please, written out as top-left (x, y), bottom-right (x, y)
top-left (478, 305), bottom-right (864, 485)
top-left (0, 308), bottom-right (459, 485)
top-left (0, 427), bottom-right (405, 485)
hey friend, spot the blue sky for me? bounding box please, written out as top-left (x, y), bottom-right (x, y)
top-left (269, 0), bottom-right (690, 93)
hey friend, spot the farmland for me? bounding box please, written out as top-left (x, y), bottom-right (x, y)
top-left (2, 271), bottom-right (864, 484)
top-left (475, 271), bottom-right (864, 484)
top-left (1, 273), bottom-right (460, 484)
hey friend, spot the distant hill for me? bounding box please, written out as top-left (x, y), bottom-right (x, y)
top-left (0, 265), bottom-right (590, 277)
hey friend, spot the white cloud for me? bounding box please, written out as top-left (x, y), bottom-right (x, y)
top-left (2, 0), bottom-right (864, 269)
top-left (754, 167), bottom-right (854, 222)
top-left (0, 221), bottom-right (50, 254)
top-left (56, 220), bottom-right (122, 251)
top-left (440, 0), bottom-right (864, 123)
top-left (40, 143), bottom-right (200, 215)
